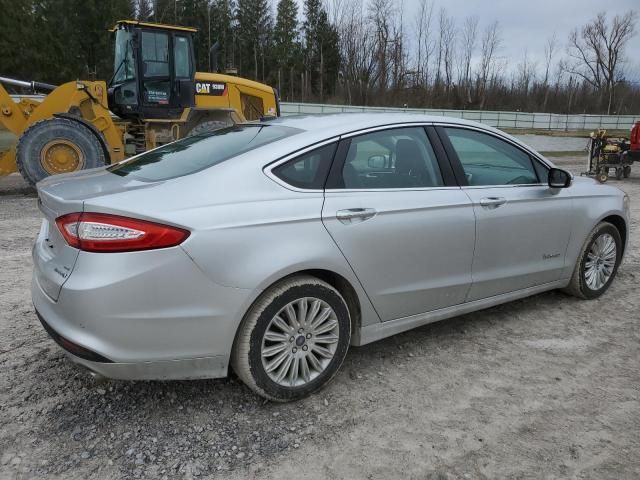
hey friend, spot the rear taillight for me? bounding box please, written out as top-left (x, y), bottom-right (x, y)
top-left (631, 123), bottom-right (639, 145)
top-left (55, 213), bottom-right (189, 252)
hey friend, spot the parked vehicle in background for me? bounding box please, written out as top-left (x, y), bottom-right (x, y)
top-left (32, 113), bottom-right (629, 401)
top-left (629, 121), bottom-right (640, 162)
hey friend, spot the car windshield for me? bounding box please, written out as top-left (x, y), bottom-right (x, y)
top-left (108, 124), bottom-right (301, 181)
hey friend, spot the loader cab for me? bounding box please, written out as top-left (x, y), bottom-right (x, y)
top-left (108, 21), bottom-right (196, 120)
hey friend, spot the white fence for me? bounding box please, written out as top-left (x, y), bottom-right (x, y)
top-left (10, 95), bottom-right (639, 131)
top-left (281, 102), bottom-right (639, 131)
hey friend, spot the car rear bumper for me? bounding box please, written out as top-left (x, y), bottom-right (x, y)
top-left (37, 309), bottom-right (227, 379)
top-left (32, 246), bottom-right (257, 380)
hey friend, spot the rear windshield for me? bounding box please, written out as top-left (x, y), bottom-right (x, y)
top-left (108, 124), bottom-right (301, 181)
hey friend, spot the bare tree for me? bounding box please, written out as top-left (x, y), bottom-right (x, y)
top-left (458, 15), bottom-right (478, 105)
top-left (566, 11), bottom-right (637, 113)
top-left (516, 49), bottom-right (537, 106)
top-left (390, 1), bottom-right (408, 92)
top-left (368, 0), bottom-right (393, 91)
top-left (477, 21), bottom-right (501, 109)
top-left (541, 32), bottom-right (558, 110)
top-left (337, 0), bottom-right (377, 104)
top-left (413, 0), bottom-right (434, 88)
top-left (436, 8), bottom-right (456, 93)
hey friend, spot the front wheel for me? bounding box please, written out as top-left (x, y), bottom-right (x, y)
top-left (231, 276), bottom-right (351, 401)
top-left (563, 222), bottom-right (622, 299)
top-left (16, 118), bottom-right (106, 185)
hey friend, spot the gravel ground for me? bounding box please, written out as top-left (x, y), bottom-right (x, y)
top-left (1, 155), bottom-right (639, 480)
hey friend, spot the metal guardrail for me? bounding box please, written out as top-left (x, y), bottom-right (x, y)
top-left (281, 102), bottom-right (640, 131)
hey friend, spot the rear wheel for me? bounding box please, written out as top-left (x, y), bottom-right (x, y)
top-left (16, 118), bottom-right (106, 185)
top-left (623, 166), bottom-right (631, 178)
top-left (231, 275), bottom-right (351, 402)
top-left (615, 168), bottom-right (624, 180)
top-left (563, 222), bottom-right (622, 299)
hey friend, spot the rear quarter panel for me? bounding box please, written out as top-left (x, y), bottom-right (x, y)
top-left (83, 158), bottom-right (381, 330)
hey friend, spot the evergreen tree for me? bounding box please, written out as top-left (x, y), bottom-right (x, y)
top-left (154, 0), bottom-right (178, 23)
top-left (0, 0), bottom-right (36, 81)
top-left (178, 0), bottom-right (210, 70)
top-left (236, 0), bottom-right (272, 81)
top-left (273, 0), bottom-right (300, 99)
top-left (210, 0), bottom-right (235, 72)
top-left (303, 0), bottom-right (339, 100)
top-left (135, 0), bottom-right (153, 21)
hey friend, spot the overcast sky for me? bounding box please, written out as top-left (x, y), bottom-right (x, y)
top-left (317, 0), bottom-right (640, 82)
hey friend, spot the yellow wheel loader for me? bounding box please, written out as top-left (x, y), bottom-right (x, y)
top-left (0, 20), bottom-right (280, 185)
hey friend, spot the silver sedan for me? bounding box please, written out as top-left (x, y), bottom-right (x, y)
top-left (32, 114), bottom-right (630, 401)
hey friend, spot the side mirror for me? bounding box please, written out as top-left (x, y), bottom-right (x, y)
top-left (368, 155), bottom-right (386, 169)
top-left (548, 168), bottom-right (572, 188)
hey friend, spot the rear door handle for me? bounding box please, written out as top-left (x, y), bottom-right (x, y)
top-left (479, 197), bottom-right (507, 209)
top-left (336, 208), bottom-right (377, 224)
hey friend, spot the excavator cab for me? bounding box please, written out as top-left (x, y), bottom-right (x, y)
top-left (108, 20), bottom-right (196, 120)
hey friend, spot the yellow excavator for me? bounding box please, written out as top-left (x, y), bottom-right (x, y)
top-left (0, 20), bottom-right (280, 185)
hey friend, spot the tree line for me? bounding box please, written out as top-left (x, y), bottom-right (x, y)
top-left (0, 0), bottom-right (637, 115)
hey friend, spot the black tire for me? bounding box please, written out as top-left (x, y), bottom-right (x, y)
top-left (186, 120), bottom-right (229, 137)
top-left (16, 118), bottom-right (106, 185)
top-left (623, 166), bottom-right (631, 178)
top-left (615, 168), bottom-right (624, 180)
top-left (231, 275), bottom-right (351, 402)
top-left (562, 222), bottom-right (622, 300)
top-left (597, 169), bottom-right (609, 183)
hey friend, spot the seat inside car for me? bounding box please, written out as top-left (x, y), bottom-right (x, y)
top-left (393, 138), bottom-right (428, 187)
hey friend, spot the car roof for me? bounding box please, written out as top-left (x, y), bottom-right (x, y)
top-left (265, 112), bottom-right (487, 136)
top-left (256, 112), bottom-right (543, 164)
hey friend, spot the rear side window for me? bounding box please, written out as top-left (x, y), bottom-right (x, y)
top-left (108, 125), bottom-right (301, 181)
top-left (174, 36), bottom-right (191, 78)
top-left (272, 143), bottom-right (337, 189)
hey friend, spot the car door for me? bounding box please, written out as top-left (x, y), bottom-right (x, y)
top-left (322, 125), bottom-right (476, 322)
top-left (438, 126), bottom-right (574, 301)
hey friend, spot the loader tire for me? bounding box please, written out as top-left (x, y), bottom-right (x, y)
top-left (186, 120), bottom-right (229, 137)
top-left (16, 118), bottom-right (106, 186)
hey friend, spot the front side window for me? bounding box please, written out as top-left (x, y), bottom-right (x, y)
top-left (141, 31), bottom-right (170, 105)
top-left (341, 127), bottom-right (444, 189)
top-left (108, 125), bottom-right (301, 181)
top-left (445, 128), bottom-right (539, 186)
top-left (141, 31), bottom-right (169, 76)
top-left (273, 143), bottom-right (337, 189)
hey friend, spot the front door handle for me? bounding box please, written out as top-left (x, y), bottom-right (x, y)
top-left (479, 197), bottom-right (507, 209)
top-left (336, 208), bottom-right (377, 224)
